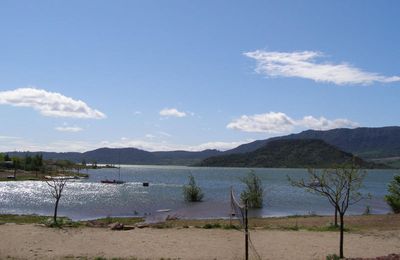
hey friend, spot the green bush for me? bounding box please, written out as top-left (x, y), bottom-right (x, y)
top-left (203, 223), bottom-right (221, 229)
top-left (240, 171), bottom-right (264, 208)
top-left (326, 254), bottom-right (340, 260)
top-left (183, 174), bottom-right (204, 202)
top-left (385, 175), bottom-right (400, 213)
top-left (363, 205), bottom-right (371, 215)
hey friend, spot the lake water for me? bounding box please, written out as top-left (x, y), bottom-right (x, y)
top-left (0, 166), bottom-right (397, 220)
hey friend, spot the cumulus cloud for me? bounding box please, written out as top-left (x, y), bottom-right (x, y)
top-left (244, 50), bottom-right (400, 85)
top-left (55, 126), bottom-right (83, 132)
top-left (227, 112), bottom-right (359, 133)
top-left (159, 108), bottom-right (186, 118)
top-left (227, 112), bottom-right (295, 133)
top-left (299, 116), bottom-right (359, 130)
top-left (0, 88), bottom-right (106, 119)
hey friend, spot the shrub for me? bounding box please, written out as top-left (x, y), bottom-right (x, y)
top-left (363, 205), bottom-right (371, 215)
top-left (326, 254), bottom-right (340, 260)
top-left (183, 174), bottom-right (204, 202)
top-left (385, 175), bottom-right (400, 213)
top-left (240, 171), bottom-right (264, 208)
top-left (203, 223), bottom-right (221, 229)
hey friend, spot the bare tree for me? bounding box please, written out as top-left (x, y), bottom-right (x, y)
top-left (45, 178), bottom-right (68, 225)
top-left (289, 163), bottom-right (368, 259)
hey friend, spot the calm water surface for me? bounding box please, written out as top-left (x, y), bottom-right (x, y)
top-left (0, 166), bottom-right (397, 220)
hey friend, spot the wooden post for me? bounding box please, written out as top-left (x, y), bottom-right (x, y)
top-left (230, 186), bottom-right (233, 226)
top-left (245, 199), bottom-right (249, 260)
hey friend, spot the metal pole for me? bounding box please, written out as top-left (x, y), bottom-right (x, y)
top-left (245, 199), bottom-right (249, 260)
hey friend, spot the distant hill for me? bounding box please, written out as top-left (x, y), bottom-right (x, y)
top-left (224, 126), bottom-right (400, 159)
top-left (200, 139), bottom-right (379, 168)
top-left (7, 148), bottom-right (222, 166)
top-left (5, 126), bottom-right (399, 166)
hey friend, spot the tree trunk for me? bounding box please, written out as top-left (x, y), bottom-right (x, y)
top-left (334, 207), bottom-right (338, 227)
top-left (54, 198), bottom-right (60, 224)
top-left (339, 212), bottom-right (344, 259)
top-left (14, 168), bottom-right (17, 178)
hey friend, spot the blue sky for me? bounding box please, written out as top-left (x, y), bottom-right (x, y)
top-left (0, 1), bottom-right (399, 152)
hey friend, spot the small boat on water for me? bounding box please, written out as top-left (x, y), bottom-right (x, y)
top-left (101, 153), bottom-right (125, 184)
top-left (101, 179), bottom-right (125, 184)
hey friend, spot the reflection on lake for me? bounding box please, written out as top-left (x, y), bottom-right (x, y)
top-left (0, 165), bottom-right (397, 220)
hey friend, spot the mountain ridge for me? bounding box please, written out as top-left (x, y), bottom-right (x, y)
top-left (4, 126), bottom-right (400, 166)
top-left (199, 139), bottom-right (381, 168)
top-left (223, 126), bottom-right (400, 159)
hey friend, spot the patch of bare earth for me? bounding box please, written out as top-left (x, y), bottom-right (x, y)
top-left (0, 217), bottom-right (399, 260)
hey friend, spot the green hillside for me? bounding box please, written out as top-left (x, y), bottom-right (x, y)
top-left (200, 139), bottom-right (381, 168)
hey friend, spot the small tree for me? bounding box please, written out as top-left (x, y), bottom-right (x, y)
top-left (183, 174), bottom-right (204, 202)
top-left (45, 178), bottom-right (68, 225)
top-left (240, 171), bottom-right (264, 208)
top-left (12, 157), bottom-right (21, 178)
top-left (385, 175), bottom-right (400, 213)
top-left (289, 164), bottom-right (368, 259)
top-left (4, 153), bottom-right (11, 162)
top-left (33, 154), bottom-right (43, 177)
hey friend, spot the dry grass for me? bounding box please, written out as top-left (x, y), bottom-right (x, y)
top-left (162, 214), bottom-right (400, 232)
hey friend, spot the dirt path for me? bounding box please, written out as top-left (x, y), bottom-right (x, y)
top-left (0, 223), bottom-right (399, 259)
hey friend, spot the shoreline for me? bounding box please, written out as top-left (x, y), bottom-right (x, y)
top-left (1, 213), bottom-right (400, 230)
top-left (0, 214), bottom-right (399, 260)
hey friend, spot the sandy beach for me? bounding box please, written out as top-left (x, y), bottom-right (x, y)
top-left (0, 222), bottom-right (399, 260)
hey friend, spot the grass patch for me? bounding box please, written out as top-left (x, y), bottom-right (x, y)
top-left (0, 176), bottom-right (41, 182)
top-left (203, 223), bottom-right (222, 229)
top-left (152, 223), bottom-right (173, 229)
top-left (82, 217), bottom-right (144, 226)
top-left (223, 224), bottom-right (240, 230)
top-left (0, 214), bottom-right (50, 224)
top-left (326, 254), bottom-right (341, 260)
top-left (280, 224), bottom-right (300, 231)
top-left (201, 223), bottom-right (240, 230)
top-left (306, 224), bottom-right (350, 232)
top-left (0, 214), bottom-right (82, 228)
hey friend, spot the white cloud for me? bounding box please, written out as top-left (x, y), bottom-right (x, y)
top-left (55, 126), bottom-right (83, 132)
top-left (227, 112), bottom-right (359, 133)
top-left (0, 134), bottom-right (251, 153)
top-left (108, 138), bottom-right (249, 152)
top-left (0, 87), bottom-right (106, 119)
top-left (244, 50), bottom-right (400, 85)
top-left (159, 108), bottom-right (186, 118)
top-left (158, 131), bottom-right (172, 137)
top-left (299, 116), bottom-right (359, 130)
top-left (227, 112), bottom-right (295, 133)
top-left (190, 140), bottom-right (252, 151)
top-left (0, 135), bottom-right (20, 140)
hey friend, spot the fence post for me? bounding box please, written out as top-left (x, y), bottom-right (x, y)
top-left (245, 199), bottom-right (249, 260)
